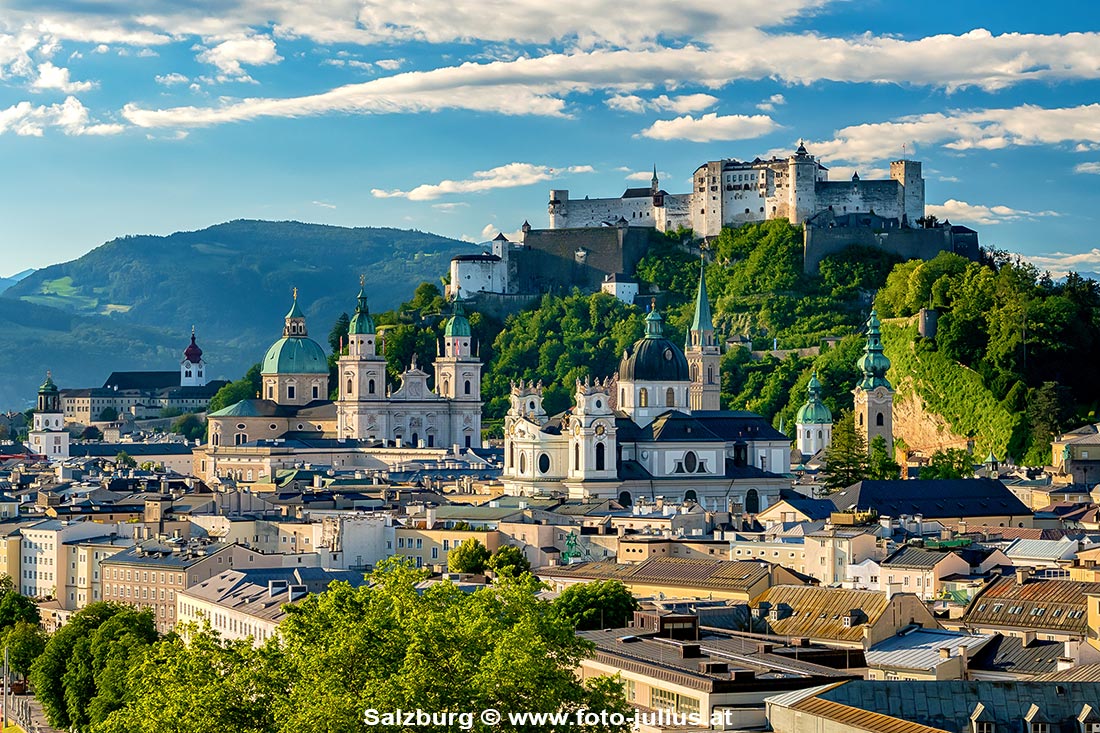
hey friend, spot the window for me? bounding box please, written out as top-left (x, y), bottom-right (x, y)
top-left (312, 385), bottom-right (320, 399)
top-left (287, 385), bottom-right (296, 400)
top-left (347, 378), bottom-right (353, 394)
top-left (519, 453), bottom-right (527, 474)
top-left (666, 388), bottom-right (675, 407)
top-left (973, 723), bottom-right (995, 733)
top-left (574, 443), bottom-right (580, 471)
top-left (639, 388), bottom-right (648, 407)
top-left (684, 451), bottom-right (698, 473)
top-left (368, 378), bottom-right (376, 394)
top-left (876, 412), bottom-right (884, 426)
top-left (538, 453), bottom-right (551, 474)
top-left (595, 443), bottom-right (606, 471)
top-left (464, 380), bottom-right (471, 395)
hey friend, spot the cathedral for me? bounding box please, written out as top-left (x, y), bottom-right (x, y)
top-left (501, 266), bottom-right (790, 512)
top-left (202, 286), bottom-right (482, 480)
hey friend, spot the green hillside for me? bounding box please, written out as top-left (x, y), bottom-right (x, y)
top-left (0, 220), bottom-right (476, 409)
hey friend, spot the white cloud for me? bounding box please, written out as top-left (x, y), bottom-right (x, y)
top-left (756, 93), bottom-right (786, 111)
top-left (195, 35), bottom-right (282, 79)
top-left (925, 199), bottom-right (1061, 226)
top-left (370, 162), bottom-right (594, 201)
top-left (624, 169), bottom-right (666, 181)
top-left (31, 62), bottom-right (94, 93)
top-left (155, 72), bottom-right (189, 86)
top-left (639, 112), bottom-right (779, 142)
top-left (312, 200), bottom-right (336, 209)
top-left (375, 58), bottom-right (405, 70)
top-left (1025, 249), bottom-right (1100, 278)
top-left (432, 202), bottom-right (469, 211)
top-left (1074, 162), bottom-right (1100, 175)
top-left (786, 103), bottom-right (1100, 165)
top-left (0, 96), bottom-right (124, 136)
top-left (477, 223), bottom-right (525, 243)
top-left (606, 93), bottom-right (718, 114)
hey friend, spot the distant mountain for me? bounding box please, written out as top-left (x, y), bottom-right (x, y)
top-left (1, 220), bottom-right (477, 409)
top-left (0, 268), bottom-right (35, 295)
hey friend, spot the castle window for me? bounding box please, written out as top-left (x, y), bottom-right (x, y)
top-left (805, 430), bottom-right (811, 439)
top-left (267, 386), bottom-right (274, 399)
top-left (876, 412), bottom-right (884, 426)
top-left (818, 430), bottom-right (823, 439)
top-left (185, 370), bottom-right (192, 378)
top-left (464, 380), bottom-right (471, 395)
top-left (595, 443), bottom-right (606, 471)
top-left (666, 388), bottom-right (675, 407)
top-left (639, 388), bottom-right (648, 407)
top-left (691, 364), bottom-right (699, 381)
top-left (707, 365), bottom-right (714, 384)
top-left (368, 378), bottom-right (376, 394)
top-left (313, 385), bottom-right (320, 399)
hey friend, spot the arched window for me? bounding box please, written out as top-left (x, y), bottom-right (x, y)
top-left (691, 364), bottom-right (699, 381)
top-left (876, 412), bottom-right (884, 426)
top-left (441, 379), bottom-right (448, 394)
top-left (347, 378), bottom-right (353, 394)
top-left (519, 453), bottom-right (527, 474)
top-left (411, 432), bottom-right (419, 447)
top-left (574, 443), bottom-right (580, 471)
top-left (745, 489), bottom-right (760, 514)
top-left (368, 379), bottom-right (376, 395)
top-left (620, 388), bottom-right (625, 404)
top-left (595, 443), bottom-right (606, 471)
top-left (619, 491), bottom-right (633, 507)
top-left (508, 443), bottom-right (514, 468)
top-left (212, 433), bottom-right (220, 446)
top-left (464, 380), bottom-right (471, 395)
top-left (707, 365), bottom-right (714, 384)
top-left (817, 430), bottom-right (823, 439)
top-left (685, 489), bottom-right (698, 503)
top-left (666, 388), bottom-right (675, 407)
top-left (639, 388), bottom-right (648, 407)
top-left (805, 430), bottom-right (811, 438)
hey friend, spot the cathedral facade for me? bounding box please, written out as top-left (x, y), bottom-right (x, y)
top-left (500, 270), bottom-right (789, 512)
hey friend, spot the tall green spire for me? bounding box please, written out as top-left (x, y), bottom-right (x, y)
top-left (348, 277), bottom-right (375, 335)
top-left (643, 299), bottom-right (664, 339)
top-left (690, 260), bottom-right (713, 334)
top-left (857, 310), bottom-right (892, 390)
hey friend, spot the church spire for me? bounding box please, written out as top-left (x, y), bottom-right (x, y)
top-left (856, 310), bottom-right (892, 390)
top-left (283, 288), bottom-right (307, 337)
top-left (690, 258), bottom-right (713, 336)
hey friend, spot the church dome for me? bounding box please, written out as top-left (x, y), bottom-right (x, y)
top-left (183, 331), bottom-right (203, 364)
top-left (618, 305), bottom-right (689, 382)
top-left (348, 286), bottom-right (375, 335)
top-left (38, 373), bottom-right (59, 395)
top-left (444, 297), bottom-right (472, 338)
top-left (262, 337), bottom-right (329, 375)
top-left (796, 373), bottom-right (832, 425)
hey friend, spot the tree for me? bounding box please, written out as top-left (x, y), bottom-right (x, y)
top-left (208, 363), bottom-right (263, 413)
top-left (0, 590), bottom-right (39, 627)
top-left (170, 413), bottom-right (206, 441)
top-left (114, 451), bottom-right (137, 468)
top-left (3, 620), bottom-right (46, 679)
top-left (80, 425), bottom-right (102, 441)
top-left (447, 538), bottom-right (490, 574)
top-left (554, 579), bottom-right (639, 631)
top-left (822, 410), bottom-right (868, 491)
top-left (487, 545), bottom-right (531, 577)
top-left (867, 435), bottom-right (901, 480)
top-left (97, 407), bottom-right (119, 422)
top-left (328, 312), bottom-right (350, 354)
top-left (923, 448), bottom-right (975, 480)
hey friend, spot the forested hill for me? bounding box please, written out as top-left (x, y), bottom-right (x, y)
top-left (471, 222), bottom-right (1100, 465)
top-left (0, 220), bottom-right (476, 408)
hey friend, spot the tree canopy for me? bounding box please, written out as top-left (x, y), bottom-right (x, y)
top-left (823, 410), bottom-right (868, 492)
top-left (553, 580), bottom-right (639, 631)
top-left (447, 538), bottom-right (491, 574)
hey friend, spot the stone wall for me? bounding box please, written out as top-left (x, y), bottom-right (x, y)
top-left (803, 224), bottom-right (978, 274)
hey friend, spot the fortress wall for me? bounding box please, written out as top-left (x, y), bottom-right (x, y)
top-left (516, 228), bottom-right (652, 291)
top-left (815, 180), bottom-right (903, 219)
top-left (803, 226), bottom-right (959, 274)
top-left (550, 195), bottom-right (654, 228)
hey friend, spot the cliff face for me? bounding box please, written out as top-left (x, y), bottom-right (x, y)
top-left (892, 376), bottom-right (971, 457)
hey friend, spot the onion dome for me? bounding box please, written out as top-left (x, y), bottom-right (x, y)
top-left (183, 328), bottom-right (203, 364)
top-left (856, 310), bottom-right (892, 390)
top-left (796, 372), bottom-right (832, 425)
top-left (348, 285), bottom-right (375, 335)
top-left (618, 303), bottom-right (689, 382)
top-left (38, 372), bottom-right (59, 395)
top-left (444, 296), bottom-right (472, 338)
top-left (262, 292), bottom-right (329, 375)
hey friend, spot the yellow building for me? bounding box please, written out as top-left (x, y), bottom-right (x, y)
top-left (393, 527), bottom-right (502, 570)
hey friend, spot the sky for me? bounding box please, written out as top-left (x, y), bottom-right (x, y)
top-left (1, 1), bottom-right (1100, 277)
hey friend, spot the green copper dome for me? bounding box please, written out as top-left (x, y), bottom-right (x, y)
top-left (348, 288), bottom-right (375, 335)
top-left (38, 373), bottom-right (59, 395)
top-left (796, 372), bottom-right (832, 425)
top-left (262, 337), bottom-right (329, 375)
top-left (444, 297), bottom-right (471, 338)
top-left (857, 310), bottom-right (893, 390)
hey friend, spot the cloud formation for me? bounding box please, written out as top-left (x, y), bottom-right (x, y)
top-left (370, 162), bottom-right (594, 201)
top-left (1075, 162), bottom-right (1100, 175)
top-left (31, 62), bottom-right (93, 92)
top-left (1025, 249), bottom-right (1100, 278)
top-left (925, 199), bottom-right (1060, 226)
top-left (606, 93), bottom-right (718, 114)
top-left (0, 96), bottom-right (123, 136)
top-left (639, 112), bottom-right (779, 142)
top-left (195, 34), bottom-right (282, 79)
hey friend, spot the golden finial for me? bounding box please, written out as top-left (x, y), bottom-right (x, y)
top-left (359, 274), bottom-right (365, 287)
top-left (292, 286), bottom-right (298, 300)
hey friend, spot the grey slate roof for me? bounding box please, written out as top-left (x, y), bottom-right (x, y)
top-left (865, 628), bottom-right (994, 672)
top-left (967, 634), bottom-right (1066, 677)
top-left (830, 479), bottom-right (1031, 520)
top-left (881, 546), bottom-right (957, 569)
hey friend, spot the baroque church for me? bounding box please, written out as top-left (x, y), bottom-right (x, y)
top-left (501, 267), bottom-right (790, 512)
top-left (202, 286), bottom-right (482, 480)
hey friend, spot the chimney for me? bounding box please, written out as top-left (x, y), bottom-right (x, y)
top-left (1056, 657), bottom-right (1075, 672)
top-left (1015, 567), bottom-right (1030, 585)
top-left (268, 579), bottom-right (288, 597)
top-left (939, 647), bottom-right (951, 659)
top-left (287, 584), bottom-right (308, 602)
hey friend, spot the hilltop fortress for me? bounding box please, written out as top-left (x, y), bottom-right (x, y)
top-left (449, 143), bottom-right (979, 305)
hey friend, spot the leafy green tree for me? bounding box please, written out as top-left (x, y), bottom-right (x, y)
top-left (327, 312), bottom-right (350, 354)
top-left (487, 545), bottom-right (532, 577)
top-left (823, 410), bottom-right (868, 491)
top-left (114, 451), bottom-right (137, 468)
top-left (447, 538), bottom-right (490, 574)
top-left (868, 435), bottom-right (901, 480)
top-left (170, 413), bottom-right (205, 441)
top-left (3, 620), bottom-right (46, 679)
top-left (80, 425), bottom-right (102, 440)
top-left (0, 590), bottom-right (39, 628)
top-left (923, 448), bottom-right (975, 480)
top-left (97, 406), bottom-right (119, 422)
top-left (554, 579), bottom-right (639, 631)
top-left (208, 363), bottom-right (263, 413)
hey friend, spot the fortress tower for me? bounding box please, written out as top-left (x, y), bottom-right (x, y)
top-left (787, 141), bottom-right (818, 225)
top-left (890, 160), bottom-right (925, 224)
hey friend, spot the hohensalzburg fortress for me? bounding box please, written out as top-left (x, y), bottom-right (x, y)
top-left (548, 142), bottom-right (925, 237)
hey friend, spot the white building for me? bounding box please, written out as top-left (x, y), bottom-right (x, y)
top-left (28, 374), bottom-right (69, 460)
top-left (19, 519), bottom-right (121, 602)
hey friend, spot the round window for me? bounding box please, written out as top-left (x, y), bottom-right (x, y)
top-left (595, 399), bottom-right (602, 409)
top-left (236, 423), bottom-right (246, 430)
top-left (538, 453), bottom-right (551, 473)
top-left (684, 451), bottom-right (698, 473)
top-left (664, 349), bottom-right (673, 361)
top-left (269, 423), bottom-right (277, 430)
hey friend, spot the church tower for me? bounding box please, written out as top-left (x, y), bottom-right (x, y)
top-left (28, 372), bottom-right (68, 460)
top-left (337, 281), bottom-right (389, 439)
top-left (686, 262), bottom-right (721, 412)
top-left (180, 327), bottom-right (207, 387)
top-left (852, 310), bottom-right (894, 454)
top-left (567, 376), bottom-right (618, 485)
top-left (795, 372), bottom-right (833, 456)
top-left (434, 295), bottom-right (483, 448)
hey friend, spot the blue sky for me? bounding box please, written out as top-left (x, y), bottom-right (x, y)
top-left (2, 0), bottom-right (1100, 276)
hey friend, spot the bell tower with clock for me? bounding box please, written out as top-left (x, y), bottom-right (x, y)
top-left (433, 293), bottom-right (483, 448)
top-left (567, 376), bottom-right (618, 483)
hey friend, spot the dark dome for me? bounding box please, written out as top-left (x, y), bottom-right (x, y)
top-left (183, 332), bottom-right (203, 364)
top-left (618, 305), bottom-right (689, 382)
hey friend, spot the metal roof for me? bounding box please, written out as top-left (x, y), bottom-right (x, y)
top-left (881, 546), bottom-right (959, 569)
top-left (751, 585), bottom-right (893, 644)
top-left (865, 628), bottom-right (994, 672)
top-left (538, 557), bottom-right (774, 593)
top-left (962, 576), bottom-right (1100, 634)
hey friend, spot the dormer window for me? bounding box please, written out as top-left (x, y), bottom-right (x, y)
top-left (1030, 725), bottom-right (1049, 733)
top-left (973, 723), bottom-right (994, 733)
top-left (842, 615), bottom-right (853, 628)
